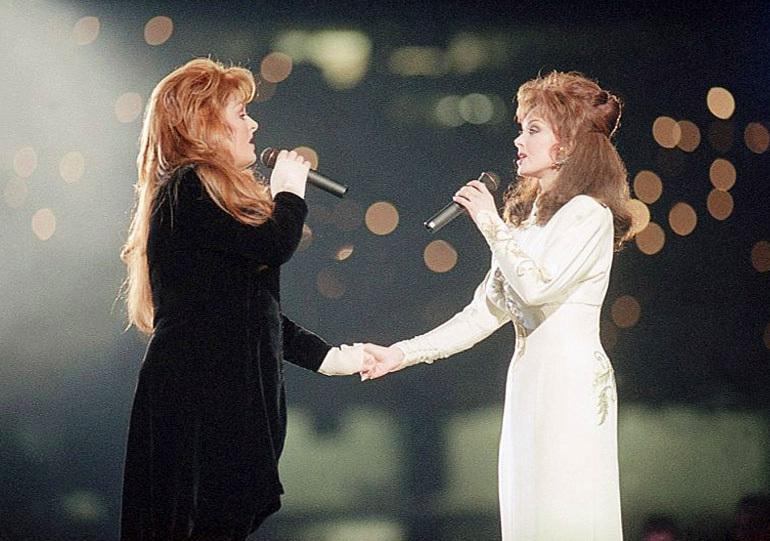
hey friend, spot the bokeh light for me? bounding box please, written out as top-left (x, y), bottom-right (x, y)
top-left (32, 208), bottom-right (56, 241)
top-left (707, 87), bottom-right (735, 119)
top-left (709, 158), bottom-right (736, 191)
top-left (635, 222), bottom-right (665, 255)
top-left (751, 241), bottom-right (770, 273)
top-left (669, 202), bottom-right (697, 236)
top-left (652, 116), bottom-right (681, 148)
top-left (13, 147), bottom-right (38, 178)
top-left (72, 16), bottom-right (100, 46)
top-left (600, 319), bottom-right (618, 351)
top-left (335, 244), bottom-right (354, 261)
top-left (611, 295), bottom-right (641, 328)
top-left (633, 170), bottom-right (663, 204)
top-left (423, 240), bottom-right (458, 273)
top-left (61, 490), bottom-right (106, 522)
top-left (365, 202), bottom-right (400, 235)
top-left (744, 122), bottom-right (769, 154)
top-left (59, 152), bottom-right (85, 184)
top-left (254, 79), bottom-right (277, 103)
top-left (627, 199), bottom-right (651, 235)
top-left (434, 95), bottom-right (465, 128)
top-left (144, 16), bottom-right (173, 46)
top-left (297, 224), bottom-right (313, 252)
top-left (316, 267), bottom-right (345, 299)
top-left (115, 93), bottom-right (143, 123)
top-left (706, 189), bottom-right (733, 221)
top-left (676, 120), bottom-right (701, 152)
top-left (458, 93), bottom-right (494, 124)
top-left (388, 46), bottom-right (446, 76)
top-left (4, 178), bottom-right (28, 208)
top-left (293, 146), bottom-right (319, 170)
top-left (261, 52), bottom-right (293, 83)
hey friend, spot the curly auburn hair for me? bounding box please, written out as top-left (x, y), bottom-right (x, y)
top-left (121, 58), bottom-right (273, 333)
top-left (502, 71), bottom-right (633, 250)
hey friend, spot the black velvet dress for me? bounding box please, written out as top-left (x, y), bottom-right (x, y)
top-left (120, 167), bottom-right (331, 540)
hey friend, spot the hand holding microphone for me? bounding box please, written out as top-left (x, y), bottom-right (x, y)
top-left (424, 171), bottom-right (499, 232)
top-left (260, 147), bottom-right (349, 198)
top-left (268, 150), bottom-right (310, 198)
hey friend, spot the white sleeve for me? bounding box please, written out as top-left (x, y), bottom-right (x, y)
top-left (475, 195), bottom-right (613, 307)
top-left (392, 270), bottom-right (511, 368)
top-left (318, 343), bottom-right (364, 376)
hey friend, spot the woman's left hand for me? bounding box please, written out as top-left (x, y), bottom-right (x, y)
top-left (452, 179), bottom-right (498, 226)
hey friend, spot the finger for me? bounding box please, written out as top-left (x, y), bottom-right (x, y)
top-left (466, 180), bottom-right (489, 194)
top-left (277, 149), bottom-right (289, 160)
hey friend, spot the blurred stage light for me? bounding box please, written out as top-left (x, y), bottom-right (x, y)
top-left (115, 92), bottom-right (143, 123)
top-left (32, 208), bottom-right (56, 241)
top-left (61, 490), bottom-right (107, 522)
top-left (273, 30), bottom-right (371, 89)
top-left (292, 146), bottom-right (319, 169)
top-left (388, 46), bottom-right (446, 76)
top-left (297, 224), bottom-right (313, 252)
top-left (316, 267), bottom-right (345, 299)
top-left (633, 170), bottom-right (663, 204)
top-left (676, 120), bottom-right (701, 152)
top-left (59, 151), bottom-right (85, 184)
top-left (365, 202), bottom-right (399, 236)
top-left (72, 16), bottom-right (99, 46)
top-left (635, 222), bottom-right (665, 255)
top-left (652, 116), bottom-right (681, 148)
top-left (668, 202), bottom-right (697, 236)
top-left (706, 189), bottom-right (733, 221)
top-left (424, 239), bottom-right (458, 273)
top-left (627, 199), bottom-right (651, 235)
top-left (709, 158), bottom-right (736, 191)
top-left (751, 241), bottom-right (770, 273)
top-left (261, 52), bottom-right (293, 83)
top-left (144, 16), bottom-right (173, 46)
top-left (744, 122), bottom-right (769, 154)
top-left (335, 244), bottom-right (354, 261)
top-left (3, 178), bottom-right (28, 208)
top-left (434, 95), bottom-right (465, 128)
top-left (13, 147), bottom-right (38, 178)
top-left (458, 93), bottom-right (494, 125)
top-left (611, 295), bottom-right (641, 328)
top-left (707, 87), bottom-right (735, 119)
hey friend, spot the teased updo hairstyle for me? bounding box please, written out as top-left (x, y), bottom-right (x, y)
top-left (121, 58), bottom-right (272, 334)
top-left (503, 71), bottom-right (633, 250)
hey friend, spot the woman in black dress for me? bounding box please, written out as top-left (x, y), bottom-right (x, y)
top-left (119, 58), bottom-right (367, 541)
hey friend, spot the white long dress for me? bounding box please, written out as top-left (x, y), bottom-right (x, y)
top-left (394, 195), bottom-right (623, 540)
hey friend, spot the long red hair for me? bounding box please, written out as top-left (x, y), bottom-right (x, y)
top-left (121, 58), bottom-right (273, 333)
top-left (503, 71), bottom-right (633, 250)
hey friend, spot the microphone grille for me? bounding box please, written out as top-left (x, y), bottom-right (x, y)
top-left (259, 147), bottom-right (279, 168)
top-left (479, 171), bottom-right (500, 192)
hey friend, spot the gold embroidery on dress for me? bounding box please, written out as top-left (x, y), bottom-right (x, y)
top-left (480, 219), bottom-right (552, 284)
top-left (593, 351), bottom-right (617, 425)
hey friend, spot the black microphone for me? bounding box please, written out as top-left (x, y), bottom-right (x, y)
top-left (424, 171), bottom-right (500, 233)
top-left (259, 147), bottom-right (349, 198)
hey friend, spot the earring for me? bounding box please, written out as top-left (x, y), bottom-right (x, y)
top-left (551, 147), bottom-right (568, 170)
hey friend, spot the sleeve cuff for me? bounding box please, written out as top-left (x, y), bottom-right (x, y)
top-left (318, 343), bottom-right (364, 376)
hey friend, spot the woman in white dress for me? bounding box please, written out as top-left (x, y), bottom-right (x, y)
top-left (363, 71), bottom-right (634, 540)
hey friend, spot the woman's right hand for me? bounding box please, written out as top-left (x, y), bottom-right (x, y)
top-left (270, 150), bottom-right (310, 199)
top-left (360, 343), bottom-right (405, 380)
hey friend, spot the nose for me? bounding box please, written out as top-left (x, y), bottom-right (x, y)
top-left (250, 117), bottom-right (259, 133)
top-left (514, 133), bottom-right (524, 149)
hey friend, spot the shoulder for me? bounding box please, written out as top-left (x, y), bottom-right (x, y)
top-left (559, 195), bottom-right (611, 220)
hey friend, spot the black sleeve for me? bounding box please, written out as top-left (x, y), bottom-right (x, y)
top-left (159, 170), bottom-right (308, 267)
top-left (281, 314), bottom-right (332, 372)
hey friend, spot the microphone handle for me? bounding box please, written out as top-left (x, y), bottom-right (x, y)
top-left (424, 201), bottom-right (465, 233)
top-left (307, 170), bottom-right (348, 198)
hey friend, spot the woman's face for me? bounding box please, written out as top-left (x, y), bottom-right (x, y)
top-left (223, 99), bottom-right (259, 169)
top-left (514, 109), bottom-right (560, 190)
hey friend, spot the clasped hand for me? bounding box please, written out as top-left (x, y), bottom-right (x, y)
top-left (359, 343), bottom-right (405, 380)
top-left (270, 150), bottom-right (310, 198)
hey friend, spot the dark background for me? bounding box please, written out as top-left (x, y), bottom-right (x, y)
top-left (1, 1), bottom-right (768, 539)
